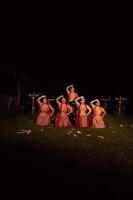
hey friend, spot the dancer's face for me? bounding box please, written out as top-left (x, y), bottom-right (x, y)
top-left (71, 87), bottom-right (75, 92)
top-left (62, 98), bottom-right (66, 103)
top-left (81, 98), bottom-right (85, 104)
top-left (43, 98), bottom-right (47, 103)
top-left (96, 101), bottom-right (100, 106)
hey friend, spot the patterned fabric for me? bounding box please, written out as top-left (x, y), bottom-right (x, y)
top-left (76, 104), bottom-right (90, 128)
top-left (55, 103), bottom-right (71, 128)
top-left (91, 105), bottom-right (105, 128)
top-left (68, 92), bottom-right (78, 102)
top-left (36, 103), bottom-right (51, 126)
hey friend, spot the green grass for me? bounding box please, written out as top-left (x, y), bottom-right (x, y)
top-left (0, 114), bottom-right (133, 178)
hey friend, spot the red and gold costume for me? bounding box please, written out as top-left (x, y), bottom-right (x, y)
top-left (36, 103), bottom-right (51, 126)
top-left (55, 103), bottom-right (72, 128)
top-left (91, 104), bottom-right (105, 128)
top-left (76, 104), bottom-right (90, 128)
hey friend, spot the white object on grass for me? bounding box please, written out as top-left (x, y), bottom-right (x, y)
top-left (120, 124), bottom-right (124, 127)
top-left (66, 132), bottom-right (71, 135)
top-left (76, 130), bottom-right (82, 134)
top-left (73, 134), bottom-right (77, 137)
top-left (71, 128), bottom-right (76, 131)
top-left (17, 129), bottom-right (32, 135)
top-left (98, 135), bottom-right (104, 139)
top-left (41, 129), bottom-right (44, 132)
top-left (86, 134), bottom-right (91, 137)
top-left (27, 130), bottom-right (32, 135)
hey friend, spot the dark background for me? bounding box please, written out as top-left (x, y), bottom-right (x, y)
top-left (0, 9), bottom-right (132, 98)
top-left (0, 6), bottom-right (133, 199)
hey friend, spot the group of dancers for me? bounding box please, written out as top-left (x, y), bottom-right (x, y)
top-left (36, 85), bottom-right (106, 129)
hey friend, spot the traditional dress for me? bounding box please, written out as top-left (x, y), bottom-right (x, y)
top-left (68, 91), bottom-right (78, 103)
top-left (76, 104), bottom-right (90, 128)
top-left (91, 104), bottom-right (105, 128)
top-left (36, 103), bottom-right (51, 126)
top-left (55, 103), bottom-right (72, 128)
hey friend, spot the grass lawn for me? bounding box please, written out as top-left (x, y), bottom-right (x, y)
top-left (0, 114), bottom-right (133, 198)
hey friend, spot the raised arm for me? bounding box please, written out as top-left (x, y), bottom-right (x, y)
top-left (75, 96), bottom-right (84, 107)
top-left (90, 99), bottom-right (100, 109)
top-left (49, 104), bottom-right (55, 117)
top-left (66, 84), bottom-right (73, 94)
top-left (37, 95), bottom-right (46, 105)
top-left (90, 99), bottom-right (99, 105)
top-left (56, 95), bottom-right (64, 105)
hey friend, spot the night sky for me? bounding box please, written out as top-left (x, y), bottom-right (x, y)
top-left (1, 11), bottom-right (132, 97)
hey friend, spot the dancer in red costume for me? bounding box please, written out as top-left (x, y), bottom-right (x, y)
top-left (66, 84), bottom-right (78, 103)
top-left (36, 95), bottom-right (55, 126)
top-left (55, 95), bottom-right (72, 128)
top-left (75, 96), bottom-right (92, 128)
top-left (90, 99), bottom-right (106, 128)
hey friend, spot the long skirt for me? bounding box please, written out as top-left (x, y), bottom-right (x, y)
top-left (92, 115), bottom-right (105, 128)
top-left (55, 112), bottom-right (71, 128)
top-left (76, 112), bottom-right (90, 128)
top-left (36, 112), bottom-right (50, 126)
